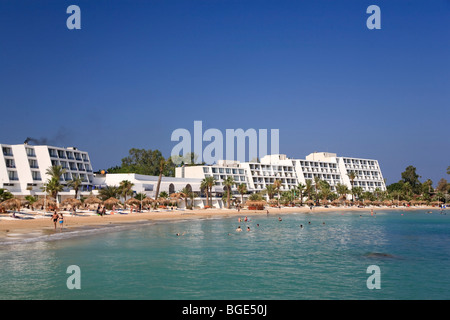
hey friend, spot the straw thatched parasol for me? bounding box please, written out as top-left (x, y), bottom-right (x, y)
top-left (103, 197), bottom-right (120, 209)
top-left (0, 198), bottom-right (21, 211)
top-left (84, 196), bottom-right (103, 205)
top-left (142, 198), bottom-right (155, 205)
top-left (61, 198), bottom-right (82, 208)
top-left (125, 198), bottom-right (141, 206)
top-left (34, 198), bottom-right (57, 210)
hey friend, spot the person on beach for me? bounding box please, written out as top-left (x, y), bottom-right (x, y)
top-left (101, 206), bottom-right (106, 216)
top-left (51, 211), bottom-right (59, 229)
top-left (59, 213), bottom-right (64, 231)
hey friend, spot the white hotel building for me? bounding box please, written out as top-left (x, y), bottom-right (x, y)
top-left (0, 143), bottom-right (94, 200)
top-left (1, 142), bottom-right (386, 206)
top-left (176, 152), bottom-right (386, 196)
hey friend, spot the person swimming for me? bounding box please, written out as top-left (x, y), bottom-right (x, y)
top-left (236, 226), bottom-right (242, 232)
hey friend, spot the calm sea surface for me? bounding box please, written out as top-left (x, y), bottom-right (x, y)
top-left (0, 210), bottom-right (449, 300)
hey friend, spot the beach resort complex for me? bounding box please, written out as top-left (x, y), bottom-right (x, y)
top-left (1, 142), bottom-right (386, 207)
top-left (177, 152), bottom-right (386, 195)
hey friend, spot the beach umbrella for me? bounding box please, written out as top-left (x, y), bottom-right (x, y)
top-left (84, 196), bottom-right (103, 205)
top-left (125, 198), bottom-right (140, 206)
top-left (34, 198), bottom-right (57, 210)
top-left (61, 198), bottom-right (82, 208)
top-left (142, 198), bottom-right (155, 204)
top-left (103, 197), bottom-right (120, 209)
top-left (104, 197), bottom-right (119, 205)
top-left (0, 198), bottom-right (21, 211)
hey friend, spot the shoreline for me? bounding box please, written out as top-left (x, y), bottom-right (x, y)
top-left (0, 205), bottom-right (442, 238)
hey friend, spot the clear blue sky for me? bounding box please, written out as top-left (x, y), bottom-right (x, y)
top-left (0, 0), bottom-right (449, 185)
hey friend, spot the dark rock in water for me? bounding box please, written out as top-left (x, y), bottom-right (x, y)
top-left (365, 252), bottom-right (398, 259)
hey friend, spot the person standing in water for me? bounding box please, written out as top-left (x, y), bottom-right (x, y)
top-left (58, 213), bottom-right (64, 231)
top-left (51, 211), bottom-right (59, 230)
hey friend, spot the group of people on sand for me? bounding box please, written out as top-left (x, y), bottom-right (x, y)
top-left (51, 211), bottom-right (64, 230)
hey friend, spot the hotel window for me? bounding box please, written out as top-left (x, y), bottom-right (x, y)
top-left (28, 159), bottom-right (39, 169)
top-left (226, 168), bottom-right (231, 174)
top-left (239, 169), bottom-right (244, 174)
top-left (26, 147), bottom-right (36, 157)
top-left (49, 149), bottom-right (58, 157)
top-left (5, 159), bottom-right (15, 168)
top-left (58, 150), bottom-right (66, 158)
top-left (212, 168), bottom-right (217, 173)
top-left (8, 171), bottom-right (18, 180)
top-left (219, 168), bottom-right (224, 173)
top-left (2, 147), bottom-right (13, 156)
top-left (32, 171), bottom-right (41, 181)
top-left (203, 167), bottom-right (209, 173)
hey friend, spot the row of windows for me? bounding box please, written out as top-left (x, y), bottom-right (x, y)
top-left (49, 149), bottom-right (89, 162)
top-left (203, 167), bottom-right (245, 175)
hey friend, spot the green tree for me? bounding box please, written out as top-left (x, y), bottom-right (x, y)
top-left (305, 180), bottom-right (314, 201)
top-left (99, 185), bottom-right (120, 201)
top-left (107, 148), bottom-right (176, 177)
top-left (0, 188), bottom-right (13, 202)
top-left (237, 183), bottom-right (247, 205)
top-left (67, 175), bottom-right (83, 199)
top-left (347, 171), bottom-right (357, 202)
top-left (201, 176), bottom-right (216, 207)
top-left (336, 183), bottom-right (349, 200)
top-left (223, 176), bottom-right (235, 209)
top-left (265, 184), bottom-right (276, 200)
top-left (401, 165), bottom-right (421, 194)
top-left (154, 158), bottom-right (168, 200)
top-left (273, 179), bottom-right (282, 205)
top-left (296, 183), bottom-right (305, 206)
top-left (44, 165), bottom-right (67, 200)
top-left (119, 180), bottom-right (134, 202)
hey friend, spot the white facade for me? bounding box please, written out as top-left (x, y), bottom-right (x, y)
top-left (176, 152), bottom-right (386, 194)
top-left (0, 143), bottom-right (94, 197)
top-left (93, 173), bottom-right (202, 199)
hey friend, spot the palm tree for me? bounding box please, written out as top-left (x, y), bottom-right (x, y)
top-left (202, 176), bottom-right (216, 207)
top-left (223, 176), bottom-right (235, 209)
top-left (296, 183), bottom-right (305, 206)
top-left (347, 171), bottom-right (357, 202)
top-left (336, 183), bottom-right (349, 200)
top-left (180, 187), bottom-right (191, 209)
top-left (99, 185), bottom-right (120, 201)
top-left (67, 175), bottom-right (83, 199)
top-left (200, 179), bottom-right (210, 207)
top-left (0, 188), bottom-right (13, 202)
top-left (119, 180), bottom-right (134, 203)
top-left (305, 180), bottom-right (314, 201)
top-left (273, 179), bottom-right (282, 206)
top-left (45, 165), bottom-right (67, 201)
top-left (265, 184), bottom-right (276, 200)
top-left (154, 158), bottom-right (167, 200)
top-left (237, 183), bottom-right (247, 205)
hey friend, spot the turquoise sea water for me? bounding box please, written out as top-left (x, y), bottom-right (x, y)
top-left (0, 210), bottom-right (449, 300)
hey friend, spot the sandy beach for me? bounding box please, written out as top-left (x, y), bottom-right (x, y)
top-left (0, 205), bottom-right (440, 237)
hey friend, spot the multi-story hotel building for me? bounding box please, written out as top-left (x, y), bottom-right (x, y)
top-left (0, 143), bottom-right (94, 199)
top-left (176, 152), bottom-right (386, 196)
